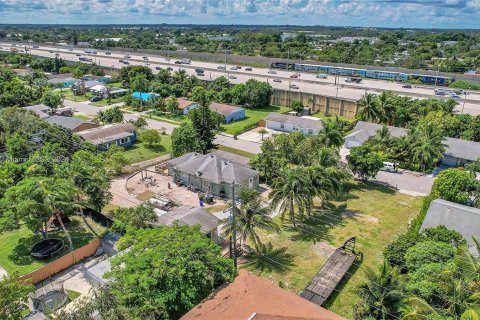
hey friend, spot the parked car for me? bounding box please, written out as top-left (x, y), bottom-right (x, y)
top-left (155, 66), bottom-right (161, 70)
top-left (245, 67), bottom-right (253, 71)
top-left (289, 84), bottom-right (299, 89)
top-left (273, 79), bottom-right (282, 83)
top-left (381, 162), bottom-right (398, 173)
top-left (402, 84), bottom-right (412, 89)
top-left (316, 74), bottom-right (327, 79)
top-left (268, 70), bottom-right (277, 74)
top-left (229, 75), bottom-right (237, 79)
top-left (89, 96), bottom-right (103, 102)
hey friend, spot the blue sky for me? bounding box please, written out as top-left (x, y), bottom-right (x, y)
top-left (0, 0), bottom-right (479, 28)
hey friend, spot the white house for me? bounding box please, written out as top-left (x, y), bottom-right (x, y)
top-left (265, 113), bottom-right (324, 136)
top-left (172, 97), bottom-right (199, 115)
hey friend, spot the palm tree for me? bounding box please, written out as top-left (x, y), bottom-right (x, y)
top-left (269, 167), bottom-right (314, 226)
top-left (131, 74), bottom-right (150, 108)
top-left (38, 178), bottom-right (78, 250)
top-left (173, 69), bottom-right (188, 83)
top-left (317, 120), bottom-right (344, 148)
top-left (258, 128), bottom-right (268, 141)
top-left (409, 122), bottom-right (446, 171)
top-left (378, 91), bottom-right (395, 125)
top-left (355, 262), bottom-right (404, 320)
top-left (222, 197), bottom-right (278, 249)
top-left (357, 93), bottom-right (381, 123)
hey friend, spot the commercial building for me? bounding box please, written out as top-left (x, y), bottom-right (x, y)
top-left (265, 113), bottom-right (324, 135)
top-left (77, 123), bottom-right (137, 151)
top-left (168, 152), bottom-right (259, 197)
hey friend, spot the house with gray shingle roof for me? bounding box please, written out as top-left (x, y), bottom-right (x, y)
top-left (46, 115), bottom-right (99, 132)
top-left (421, 199), bottom-right (480, 256)
top-left (265, 113), bottom-right (324, 136)
top-left (344, 120), bottom-right (480, 167)
top-left (168, 152), bottom-right (259, 197)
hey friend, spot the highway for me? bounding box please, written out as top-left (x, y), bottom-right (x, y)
top-left (3, 43), bottom-right (480, 115)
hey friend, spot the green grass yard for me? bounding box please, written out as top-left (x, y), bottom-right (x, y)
top-left (90, 96), bottom-right (125, 107)
top-left (221, 105), bottom-right (290, 135)
top-left (61, 90), bottom-right (93, 102)
top-left (0, 216), bottom-right (107, 276)
top-left (145, 112), bottom-right (185, 125)
top-left (123, 136), bottom-right (172, 164)
top-left (245, 181), bottom-right (422, 319)
top-left (310, 112), bottom-right (354, 123)
top-left (73, 114), bottom-right (94, 121)
top-left (217, 145), bottom-right (257, 160)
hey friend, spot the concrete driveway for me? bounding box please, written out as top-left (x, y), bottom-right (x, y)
top-left (373, 170), bottom-right (434, 196)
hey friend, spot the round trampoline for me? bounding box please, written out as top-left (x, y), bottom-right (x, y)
top-left (30, 238), bottom-right (64, 260)
top-left (31, 283), bottom-right (69, 313)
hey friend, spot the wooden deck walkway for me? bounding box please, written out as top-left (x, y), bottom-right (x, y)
top-left (300, 238), bottom-right (357, 306)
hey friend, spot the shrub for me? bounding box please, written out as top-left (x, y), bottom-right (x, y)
top-left (431, 168), bottom-right (475, 205)
top-left (383, 232), bottom-right (421, 271)
top-left (405, 241), bottom-right (456, 271)
top-left (421, 225), bottom-right (466, 248)
top-left (406, 261), bottom-right (456, 301)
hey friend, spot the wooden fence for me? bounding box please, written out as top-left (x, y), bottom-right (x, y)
top-left (18, 238), bottom-right (102, 285)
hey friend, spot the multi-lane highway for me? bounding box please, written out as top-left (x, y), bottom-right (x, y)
top-left (3, 43), bottom-right (480, 115)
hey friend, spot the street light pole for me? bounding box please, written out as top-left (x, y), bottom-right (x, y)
top-left (461, 88), bottom-right (471, 114)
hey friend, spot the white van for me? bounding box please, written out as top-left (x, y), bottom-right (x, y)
top-left (316, 74), bottom-right (328, 79)
top-left (382, 162), bottom-right (398, 173)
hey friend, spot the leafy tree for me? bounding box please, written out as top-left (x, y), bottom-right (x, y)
top-left (383, 232), bottom-right (421, 271)
top-left (404, 241), bottom-right (456, 271)
top-left (188, 87), bottom-right (217, 154)
top-left (421, 226), bottom-right (466, 248)
top-left (317, 120), bottom-right (344, 148)
top-left (171, 123), bottom-right (202, 157)
top-left (354, 262), bottom-right (404, 320)
top-left (209, 76), bottom-right (230, 92)
top-left (0, 274), bottom-right (35, 320)
top-left (129, 117), bottom-right (148, 129)
top-left (41, 90), bottom-right (63, 112)
top-left (119, 65), bottom-right (153, 87)
top-left (347, 145), bottom-right (383, 182)
top-left (106, 226), bottom-right (235, 319)
top-left (290, 100), bottom-right (304, 113)
top-left (103, 145), bottom-right (131, 176)
top-left (244, 79), bottom-right (272, 108)
top-left (139, 129), bottom-right (162, 148)
top-left (112, 204), bottom-right (157, 232)
top-left (166, 96), bottom-right (179, 114)
top-left (431, 168), bottom-right (475, 205)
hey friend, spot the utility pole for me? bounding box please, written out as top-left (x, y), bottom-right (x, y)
top-left (231, 182), bottom-right (237, 270)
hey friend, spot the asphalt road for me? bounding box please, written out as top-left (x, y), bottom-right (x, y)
top-left (4, 43), bottom-right (480, 115)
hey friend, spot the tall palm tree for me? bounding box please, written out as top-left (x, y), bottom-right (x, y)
top-left (378, 91), bottom-right (395, 125)
top-left (173, 69), bottom-right (188, 83)
top-left (409, 122), bottom-right (446, 171)
top-left (269, 167), bottom-right (314, 226)
top-left (357, 93), bottom-right (381, 123)
top-left (355, 262), bottom-right (404, 320)
top-left (222, 197), bottom-right (278, 249)
top-left (131, 74), bottom-right (150, 108)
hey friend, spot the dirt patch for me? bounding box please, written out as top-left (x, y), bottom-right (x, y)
top-left (342, 211), bottom-right (379, 223)
top-left (136, 190), bottom-right (155, 202)
top-left (313, 242), bottom-right (337, 258)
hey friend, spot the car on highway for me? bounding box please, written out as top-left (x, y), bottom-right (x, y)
top-left (273, 79), bottom-right (282, 83)
top-left (446, 94), bottom-right (461, 99)
top-left (106, 52), bottom-right (111, 55)
top-left (217, 65), bottom-right (226, 70)
top-left (55, 53), bottom-right (59, 56)
top-left (229, 75), bottom-right (237, 79)
top-left (230, 67), bottom-right (238, 70)
top-left (345, 77), bottom-right (362, 83)
top-left (197, 72), bottom-right (205, 76)
top-left (68, 48), bottom-right (73, 51)
top-left (123, 61), bottom-right (130, 65)
top-left (156, 66), bottom-right (161, 70)
top-left (195, 68), bottom-right (205, 74)
top-left (145, 62), bottom-right (150, 66)
top-left (32, 45), bottom-right (39, 49)
top-left (268, 70), bottom-right (277, 74)
top-left (290, 74), bottom-right (298, 78)
top-left (167, 67), bottom-right (173, 71)
top-left (49, 50), bottom-right (54, 53)
top-left (245, 67), bottom-right (253, 71)
top-left (289, 84), bottom-right (299, 89)
top-left (124, 54), bottom-right (131, 58)
top-left (118, 59), bottom-right (124, 63)
top-left (316, 74), bottom-right (327, 79)
top-left (143, 56), bottom-right (148, 60)
top-left (402, 84), bottom-right (412, 89)
top-left (434, 88), bottom-right (446, 95)
top-left (174, 60), bottom-right (182, 64)
top-left (76, 53), bottom-right (81, 56)
top-left (89, 96), bottom-right (103, 102)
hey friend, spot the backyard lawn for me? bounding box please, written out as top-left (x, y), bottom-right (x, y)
top-left (221, 105), bottom-right (290, 135)
top-left (244, 181), bottom-right (422, 319)
top-left (73, 114), bottom-right (94, 121)
top-left (310, 111), bottom-right (354, 123)
top-left (0, 216), bottom-right (107, 276)
top-left (123, 136), bottom-right (172, 163)
top-left (90, 96), bottom-right (125, 107)
top-left (61, 89), bottom-right (92, 102)
top-left (217, 145), bottom-right (257, 160)
top-left (146, 111), bottom-right (187, 125)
